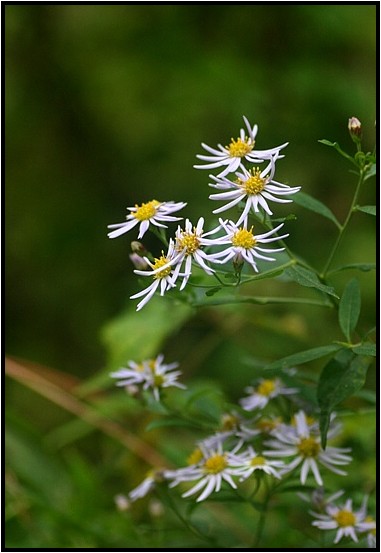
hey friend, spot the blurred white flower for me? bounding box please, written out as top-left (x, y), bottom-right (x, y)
top-left (311, 496), bottom-right (375, 544)
top-left (209, 158), bottom-right (300, 225)
top-left (166, 443), bottom-right (243, 502)
top-left (110, 354), bottom-right (185, 401)
top-left (264, 411), bottom-right (352, 486)
top-left (239, 377), bottom-right (298, 411)
top-left (108, 200), bottom-right (186, 239)
top-left (194, 116), bottom-right (287, 177)
top-left (229, 446), bottom-right (284, 481)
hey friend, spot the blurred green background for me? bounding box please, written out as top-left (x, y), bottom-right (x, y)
top-left (5, 4), bottom-right (376, 548)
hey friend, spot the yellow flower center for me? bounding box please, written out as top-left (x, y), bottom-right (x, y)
top-left (365, 516), bottom-right (376, 535)
top-left (187, 448), bottom-right (203, 466)
top-left (232, 227), bottom-right (256, 249)
top-left (147, 359), bottom-right (156, 372)
top-left (227, 137), bottom-right (254, 157)
top-left (133, 200), bottom-right (160, 221)
top-left (250, 456), bottom-right (266, 467)
top-left (291, 414), bottom-right (316, 427)
top-left (203, 454), bottom-right (227, 474)
top-left (333, 510), bottom-right (356, 528)
top-left (152, 255), bottom-right (172, 279)
top-left (221, 413), bottom-right (239, 431)
top-left (297, 437), bottom-right (320, 458)
top-left (238, 168), bottom-right (266, 195)
top-left (257, 379), bottom-right (277, 396)
top-left (256, 417), bottom-right (282, 432)
top-left (153, 374), bottom-right (164, 387)
top-left (176, 232), bottom-right (200, 254)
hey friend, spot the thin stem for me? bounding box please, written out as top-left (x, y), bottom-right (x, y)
top-left (253, 478), bottom-right (271, 547)
top-left (321, 169), bottom-right (364, 278)
top-left (191, 295), bottom-right (333, 308)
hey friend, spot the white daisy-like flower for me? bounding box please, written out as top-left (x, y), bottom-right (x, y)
top-left (130, 240), bottom-right (179, 311)
top-left (128, 469), bottom-right (166, 502)
top-left (107, 200), bottom-right (186, 239)
top-left (209, 158), bottom-right (301, 225)
top-left (166, 443), bottom-right (243, 502)
top-left (239, 377), bottom-right (298, 411)
top-left (264, 410), bottom-right (352, 486)
top-left (194, 116), bottom-right (288, 178)
top-left (110, 354), bottom-right (185, 401)
top-left (170, 217), bottom-right (223, 290)
top-left (229, 446), bottom-right (284, 481)
top-left (311, 496), bottom-right (376, 544)
top-left (207, 219), bottom-right (288, 273)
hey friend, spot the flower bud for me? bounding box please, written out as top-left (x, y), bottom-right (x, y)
top-left (129, 253), bottom-right (150, 270)
top-left (131, 241), bottom-right (148, 255)
top-left (348, 117), bottom-right (362, 142)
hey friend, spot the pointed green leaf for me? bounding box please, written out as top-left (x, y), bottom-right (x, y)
top-left (317, 349), bottom-right (371, 448)
top-left (351, 343), bottom-right (376, 357)
top-left (318, 139), bottom-right (355, 164)
top-left (338, 278), bottom-right (361, 341)
top-left (264, 344), bottom-right (342, 371)
top-left (205, 286), bottom-right (222, 297)
top-left (364, 163), bottom-right (376, 180)
top-left (328, 263), bottom-right (376, 274)
top-left (285, 266), bottom-right (339, 298)
top-left (355, 205), bottom-right (376, 216)
top-left (292, 191), bottom-right (341, 228)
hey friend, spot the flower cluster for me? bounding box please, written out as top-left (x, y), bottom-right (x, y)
top-left (107, 116), bottom-right (301, 311)
top-left (117, 372), bottom-right (353, 505)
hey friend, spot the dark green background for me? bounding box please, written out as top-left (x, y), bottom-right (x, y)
top-left (6, 3), bottom-right (376, 374)
top-left (5, 4), bottom-right (377, 548)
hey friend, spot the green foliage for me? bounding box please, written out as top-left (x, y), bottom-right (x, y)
top-left (338, 278), bottom-right (361, 342)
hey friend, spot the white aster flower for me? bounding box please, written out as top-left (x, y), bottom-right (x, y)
top-left (194, 116), bottom-right (288, 178)
top-left (130, 240), bottom-right (179, 311)
top-left (207, 220), bottom-right (288, 273)
top-left (110, 354), bottom-right (185, 400)
top-left (311, 496), bottom-right (376, 544)
top-left (170, 217), bottom-right (223, 290)
top-left (128, 469), bottom-right (166, 502)
top-left (166, 443), bottom-right (243, 502)
top-left (209, 158), bottom-right (301, 225)
top-left (229, 446), bottom-right (284, 481)
top-left (107, 199), bottom-right (186, 239)
top-left (240, 377), bottom-right (298, 411)
top-left (264, 410), bottom-right (352, 486)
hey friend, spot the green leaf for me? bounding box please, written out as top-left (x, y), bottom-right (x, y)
top-left (355, 205), bottom-right (376, 216)
top-left (145, 417), bottom-right (199, 432)
top-left (264, 344), bottom-right (343, 371)
top-left (318, 139), bottom-right (355, 164)
top-left (351, 343), bottom-right (376, 357)
top-left (205, 286), bottom-right (222, 297)
top-left (292, 191), bottom-right (341, 228)
top-left (328, 263), bottom-right (376, 274)
top-left (338, 278), bottom-right (361, 341)
top-left (364, 163), bottom-right (376, 180)
top-left (285, 265), bottom-right (339, 298)
top-left (317, 349), bottom-right (371, 448)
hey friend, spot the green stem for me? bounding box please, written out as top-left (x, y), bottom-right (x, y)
top-left (321, 169), bottom-right (365, 278)
top-left (253, 479), bottom-right (271, 547)
top-left (191, 295), bottom-right (333, 308)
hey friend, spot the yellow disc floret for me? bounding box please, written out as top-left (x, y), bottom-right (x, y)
top-left (250, 456), bottom-right (266, 467)
top-left (187, 448), bottom-right (204, 466)
top-left (227, 137), bottom-right (254, 157)
top-left (239, 168), bottom-right (266, 195)
top-left (256, 379), bottom-right (277, 396)
top-left (203, 454), bottom-right (227, 474)
top-left (133, 200), bottom-right (160, 221)
top-left (333, 510), bottom-right (356, 528)
top-left (297, 437), bottom-right (321, 458)
top-left (176, 232), bottom-right (200, 254)
top-left (232, 227), bottom-right (256, 249)
top-left (152, 255), bottom-right (172, 279)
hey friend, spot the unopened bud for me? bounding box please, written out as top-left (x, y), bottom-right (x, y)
top-left (131, 241), bottom-right (148, 255)
top-left (348, 117), bottom-right (362, 142)
top-left (114, 494), bottom-right (130, 511)
top-left (129, 253), bottom-right (150, 270)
